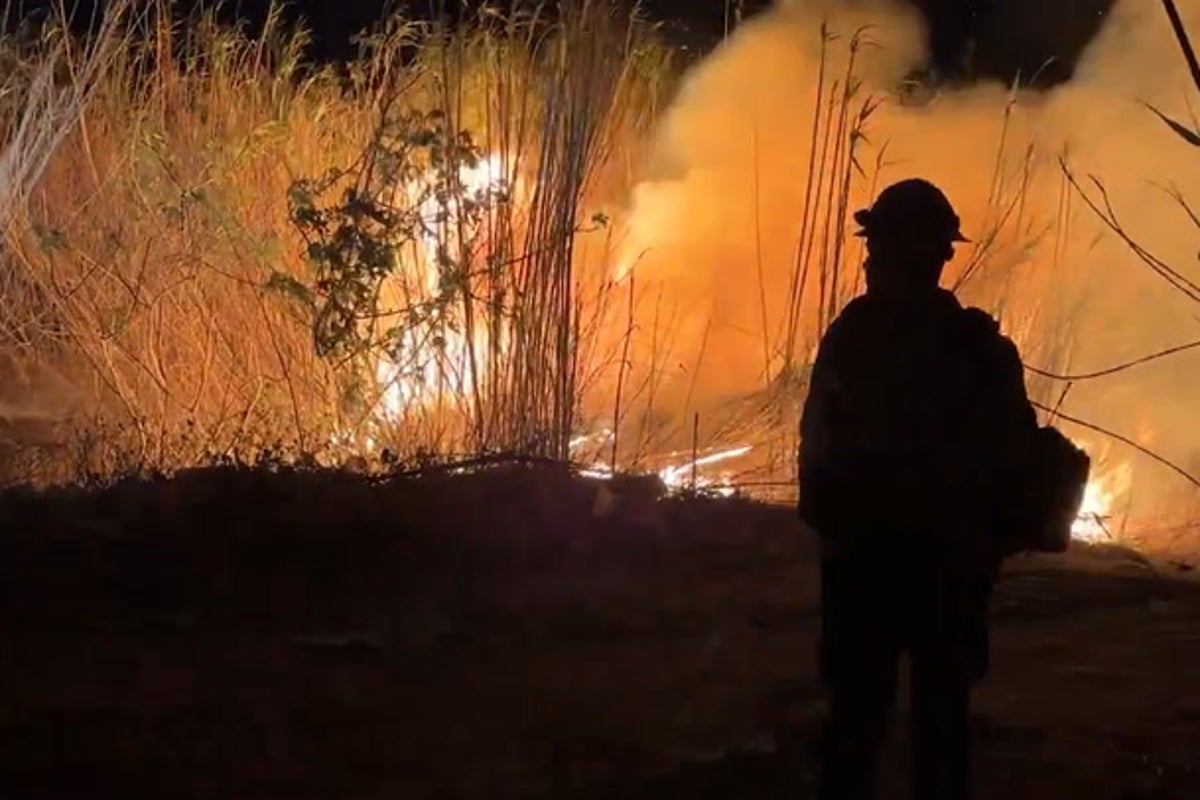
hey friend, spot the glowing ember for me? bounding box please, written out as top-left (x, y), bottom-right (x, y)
top-left (1072, 462), bottom-right (1134, 544)
top-left (658, 445), bottom-right (753, 494)
top-left (569, 428), bottom-right (614, 453)
top-left (571, 436), bottom-right (753, 497)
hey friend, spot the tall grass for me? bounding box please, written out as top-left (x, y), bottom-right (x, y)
top-left (0, 0), bottom-right (673, 483)
top-left (780, 24), bottom-right (882, 377)
top-left (0, 0), bottom-right (1094, 501)
top-left (421, 2), bottom-right (661, 460)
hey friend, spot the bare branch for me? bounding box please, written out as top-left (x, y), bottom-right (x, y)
top-left (1162, 0), bottom-right (1200, 98)
top-left (1061, 160), bottom-right (1200, 304)
top-left (1025, 339), bottom-right (1200, 381)
top-left (1032, 401), bottom-right (1200, 490)
top-left (1140, 100), bottom-right (1200, 147)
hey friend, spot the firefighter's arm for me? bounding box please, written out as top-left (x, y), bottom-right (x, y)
top-left (992, 333), bottom-right (1039, 435)
top-left (986, 329), bottom-right (1041, 558)
top-left (963, 309), bottom-right (1038, 433)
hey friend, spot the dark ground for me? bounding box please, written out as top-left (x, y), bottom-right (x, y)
top-left (1, 463), bottom-right (1199, 799)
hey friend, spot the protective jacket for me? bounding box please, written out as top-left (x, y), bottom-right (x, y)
top-left (798, 288), bottom-right (1038, 571)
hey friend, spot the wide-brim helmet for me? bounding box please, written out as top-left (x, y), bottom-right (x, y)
top-left (853, 178), bottom-right (970, 244)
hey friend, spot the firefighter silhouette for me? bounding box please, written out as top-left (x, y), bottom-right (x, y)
top-left (799, 178), bottom-right (1038, 800)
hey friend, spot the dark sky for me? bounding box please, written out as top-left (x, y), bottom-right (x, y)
top-left (17, 0), bottom-right (1117, 87)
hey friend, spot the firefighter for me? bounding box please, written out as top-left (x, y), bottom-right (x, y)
top-left (798, 178), bottom-right (1038, 800)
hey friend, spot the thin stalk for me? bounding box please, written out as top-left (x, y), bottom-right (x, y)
top-left (610, 269), bottom-right (634, 474)
top-left (782, 24), bottom-right (830, 371)
top-left (751, 125), bottom-right (771, 385)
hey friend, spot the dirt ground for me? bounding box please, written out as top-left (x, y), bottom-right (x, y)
top-left (1, 464), bottom-right (1198, 799)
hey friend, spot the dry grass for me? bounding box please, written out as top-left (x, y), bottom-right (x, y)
top-left (0, 0), bottom-right (675, 483)
top-left (0, 0), bottom-right (1115, 504)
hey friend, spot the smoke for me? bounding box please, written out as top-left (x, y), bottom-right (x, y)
top-left (615, 0), bottom-right (1200, 548)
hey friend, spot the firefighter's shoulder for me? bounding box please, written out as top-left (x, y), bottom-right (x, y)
top-left (960, 306), bottom-right (1022, 364)
top-left (825, 296), bottom-right (876, 337)
top-left (815, 298), bottom-right (876, 364)
top-left (960, 305), bottom-right (1001, 335)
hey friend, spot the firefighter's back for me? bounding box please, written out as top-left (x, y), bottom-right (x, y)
top-left (808, 290), bottom-right (1009, 561)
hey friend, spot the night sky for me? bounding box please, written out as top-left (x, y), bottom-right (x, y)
top-left (16, 0), bottom-right (1117, 88)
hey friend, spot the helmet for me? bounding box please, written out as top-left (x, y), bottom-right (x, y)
top-left (853, 178), bottom-right (970, 244)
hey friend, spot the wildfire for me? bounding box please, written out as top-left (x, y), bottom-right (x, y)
top-left (374, 153), bottom-right (509, 421)
top-left (1072, 461), bottom-right (1134, 544)
top-left (657, 445), bottom-right (753, 495)
top-left (570, 432), bottom-right (753, 498)
top-left (359, 147), bottom-right (1145, 547)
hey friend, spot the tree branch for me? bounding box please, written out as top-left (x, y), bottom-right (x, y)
top-left (1024, 339), bottom-right (1200, 381)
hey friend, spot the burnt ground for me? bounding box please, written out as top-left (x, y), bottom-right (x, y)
top-left (1, 463), bottom-right (1199, 800)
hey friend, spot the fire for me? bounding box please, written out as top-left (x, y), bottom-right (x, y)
top-left (657, 445), bottom-right (753, 495)
top-left (374, 153), bottom-right (509, 421)
top-left (1072, 461), bottom-right (1134, 544)
top-left (570, 433), bottom-right (753, 498)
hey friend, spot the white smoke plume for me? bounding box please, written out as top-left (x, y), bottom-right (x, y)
top-left (614, 0), bottom-right (1200, 552)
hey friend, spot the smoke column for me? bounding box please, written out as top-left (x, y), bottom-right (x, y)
top-left (614, 0), bottom-right (1200, 553)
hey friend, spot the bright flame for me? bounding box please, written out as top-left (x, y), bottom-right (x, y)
top-left (1072, 461), bottom-right (1134, 543)
top-left (658, 445), bottom-right (753, 493)
top-left (570, 436), bottom-right (753, 498)
top-left (374, 153), bottom-right (509, 422)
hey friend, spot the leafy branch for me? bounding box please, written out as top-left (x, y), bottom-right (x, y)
top-left (282, 107), bottom-right (506, 364)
